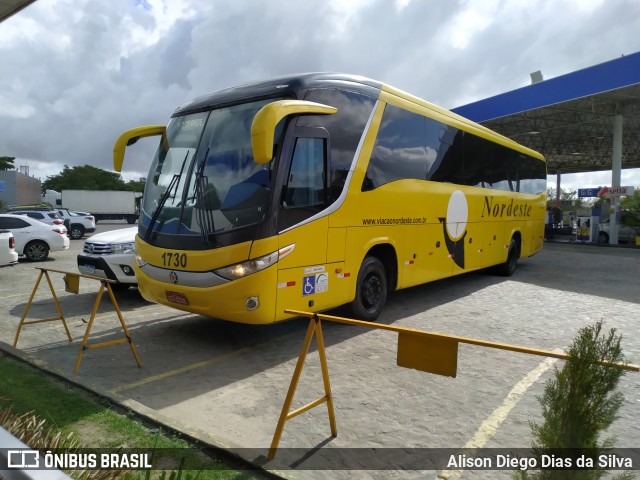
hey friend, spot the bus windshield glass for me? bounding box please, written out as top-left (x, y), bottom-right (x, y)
top-left (141, 98), bottom-right (283, 238)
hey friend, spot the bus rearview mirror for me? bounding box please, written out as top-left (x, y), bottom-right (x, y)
top-left (114, 125), bottom-right (166, 172)
top-left (251, 100), bottom-right (337, 164)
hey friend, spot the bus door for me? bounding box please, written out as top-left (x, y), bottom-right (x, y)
top-left (275, 126), bottom-right (334, 313)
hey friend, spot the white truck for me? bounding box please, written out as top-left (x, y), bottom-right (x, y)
top-left (61, 190), bottom-right (140, 224)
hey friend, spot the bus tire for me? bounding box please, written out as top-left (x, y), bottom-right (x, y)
top-left (350, 256), bottom-right (387, 321)
top-left (494, 238), bottom-right (519, 277)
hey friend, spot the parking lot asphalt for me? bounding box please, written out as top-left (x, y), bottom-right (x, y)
top-left (1, 223), bottom-right (639, 479)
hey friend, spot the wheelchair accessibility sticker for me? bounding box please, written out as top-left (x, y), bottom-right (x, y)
top-left (302, 273), bottom-right (329, 296)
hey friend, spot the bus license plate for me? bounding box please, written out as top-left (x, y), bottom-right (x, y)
top-left (166, 291), bottom-right (189, 305)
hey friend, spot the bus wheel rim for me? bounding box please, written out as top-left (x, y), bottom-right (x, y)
top-left (362, 274), bottom-right (381, 309)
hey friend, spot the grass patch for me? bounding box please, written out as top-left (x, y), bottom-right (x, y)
top-left (0, 352), bottom-right (263, 479)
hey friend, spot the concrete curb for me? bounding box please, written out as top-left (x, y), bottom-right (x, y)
top-left (0, 341), bottom-right (289, 479)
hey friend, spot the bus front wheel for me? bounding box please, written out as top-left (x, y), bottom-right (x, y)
top-left (350, 256), bottom-right (387, 321)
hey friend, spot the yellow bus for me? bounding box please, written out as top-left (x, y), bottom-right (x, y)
top-left (114, 73), bottom-right (546, 323)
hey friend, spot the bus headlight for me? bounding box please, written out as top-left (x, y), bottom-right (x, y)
top-left (133, 245), bottom-right (146, 267)
top-left (135, 253), bottom-right (146, 267)
top-left (214, 243), bottom-right (295, 280)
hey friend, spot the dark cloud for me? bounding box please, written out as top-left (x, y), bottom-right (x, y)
top-left (159, 18), bottom-right (197, 90)
top-left (1, 0), bottom-right (640, 186)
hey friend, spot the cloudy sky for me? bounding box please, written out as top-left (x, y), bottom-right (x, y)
top-left (1, 0), bottom-right (640, 191)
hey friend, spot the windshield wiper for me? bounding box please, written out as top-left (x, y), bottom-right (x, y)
top-left (144, 174), bottom-right (179, 242)
top-left (193, 149), bottom-right (216, 242)
top-left (144, 151), bottom-right (191, 241)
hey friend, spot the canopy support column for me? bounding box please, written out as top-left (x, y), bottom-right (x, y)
top-left (610, 113), bottom-right (623, 244)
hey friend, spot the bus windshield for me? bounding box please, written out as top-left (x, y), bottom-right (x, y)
top-left (141, 98), bottom-right (282, 238)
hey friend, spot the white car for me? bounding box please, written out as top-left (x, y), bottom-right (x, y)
top-left (55, 209), bottom-right (97, 240)
top-left (77, 227), bottom-right (138, 289)
top-left (9, 210), bottom-right (65, 227)
top-left (0, 229), bottom-right (19, 267)
top-left (0, 214), bottom-right (70, 261)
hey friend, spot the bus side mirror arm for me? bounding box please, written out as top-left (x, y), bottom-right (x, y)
top-left (251, 100), bottom-right (337, 165)
top-left (114, 125), bottom-right (167, 172)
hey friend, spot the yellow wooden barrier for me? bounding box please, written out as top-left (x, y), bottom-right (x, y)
top-left (269, 309), bottom-right (639, 459)
top-left (13, 267), bottom-right (141, 375)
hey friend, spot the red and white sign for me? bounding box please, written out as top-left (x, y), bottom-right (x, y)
top-left (607, 186), bottom-right (634, 196)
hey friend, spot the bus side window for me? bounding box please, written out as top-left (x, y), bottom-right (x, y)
top-left (283, 137), bottom-right (327, 208)
top-left (363, 103), bottom-right (428, 191)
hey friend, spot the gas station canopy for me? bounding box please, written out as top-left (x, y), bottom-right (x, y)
top-left (452, 52), bottom-right (640, 175)
top-left (0, 0), bottom-right (35, 23)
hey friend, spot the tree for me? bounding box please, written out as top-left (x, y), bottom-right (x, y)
top-left (515, 321), bottom-right (635, 480)
top-left (619, 189), bottom-right (640, 228)
top-left (41, 164), bottom-right (144, 193)
top-left (546, 187), bottom-right (577, 202)
top-left (546, 187), bottom-right (593, 209)
top-left (124, 177), bottom-right (146, 192)
top-left (0, 156), bottom-right (16, 170)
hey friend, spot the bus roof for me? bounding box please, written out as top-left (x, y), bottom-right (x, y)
top-left (173, 73), bottom-right (383, 116)
top-left (173, 72), bottom-right (543, 161)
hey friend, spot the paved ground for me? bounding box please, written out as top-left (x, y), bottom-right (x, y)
top-left (1, 223), bottom-right (639, 479)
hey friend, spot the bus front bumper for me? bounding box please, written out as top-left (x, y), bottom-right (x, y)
top-left (135, 263), bottom-right (278, 324)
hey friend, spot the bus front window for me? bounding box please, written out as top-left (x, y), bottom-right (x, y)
top-left (142, 98), bottom-right (284, 242)
top-left (141, 112), bottom-right (206, 235)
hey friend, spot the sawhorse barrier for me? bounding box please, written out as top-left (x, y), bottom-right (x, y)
top-left (13, 267), bottom-right (141, 375)
top-left (269, 309), bottom-right (640, 459)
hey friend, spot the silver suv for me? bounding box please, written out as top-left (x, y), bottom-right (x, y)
top-left (77, 227), bottom-right (138, 289)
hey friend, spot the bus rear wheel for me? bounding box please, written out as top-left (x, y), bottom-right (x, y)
top-left (350, 256), bottom-right (387, 321)
top-left (494, 238), bottom-right (519, 277)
